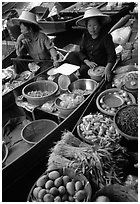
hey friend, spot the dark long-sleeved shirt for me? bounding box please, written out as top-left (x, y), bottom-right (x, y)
top-left (79, 30), bottom-right (116, 67)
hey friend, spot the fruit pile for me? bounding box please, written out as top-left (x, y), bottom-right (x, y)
top-left (30, 168), bottom-right (90, 202)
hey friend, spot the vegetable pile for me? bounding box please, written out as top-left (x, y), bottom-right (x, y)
top-left (115, 105), bottom-right (138, 137)
top-left (58, 93), bottom-right (84, 109)
top-left (78, 113), bottom-right (120, 143)
top-left (73, 89), bottom-right (92, 96)
top-left (30, 168), bottom-right (90, 202)
top-left (47, 130), bottom-right (129, 188)
top-left (27, 90), bottom-right (53, 97)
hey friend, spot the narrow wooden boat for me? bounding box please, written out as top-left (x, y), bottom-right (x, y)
top-left (2, 5), bottom-right (137, 201)
top-left (37, 2), bottom-right (106, 35)
top-left (2, 77), bottom-right (105, 201)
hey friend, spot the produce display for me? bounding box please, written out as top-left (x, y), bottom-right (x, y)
top-left (73, 89), bottom-right (92, 96)
top-left (28, 168), bottom-right (91, 202)
top-left (27, 90), bottom-right (54, 97)
top-left (58, 93), bottom-right (84, 109)
top-left (115, 105), bottom-right (138, 137)
top-left (77, 113), bottom-right (120, 144)
top-left (113, 71), bottom-right (138, 88)
top-left (47, 131), bottom-right (129, 188)
top-left (97, 89), bottom-right (136, 115)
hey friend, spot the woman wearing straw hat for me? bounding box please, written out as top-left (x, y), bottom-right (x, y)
top-left (76, 7), bottom-right (116, 82)
top-left (12, 11), bottom-right (60, 78)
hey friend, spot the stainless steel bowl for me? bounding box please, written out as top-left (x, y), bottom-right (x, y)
top-left (68, 79), bottom-right (98, 96)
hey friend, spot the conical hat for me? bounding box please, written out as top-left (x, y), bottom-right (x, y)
top-left (12, 11), bottom-right (39, 26)
top-left (76, 7), bottom-right (111, 27)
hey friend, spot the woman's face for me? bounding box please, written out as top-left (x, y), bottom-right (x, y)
top-left (87, 18), bottom-right (101, 38)
top-left (20, 23), bottom-right (29, 34)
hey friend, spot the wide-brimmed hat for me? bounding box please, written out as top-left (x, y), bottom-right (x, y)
top-left (76, 7), bottom-right (111, 27)
top-left (12, 11), bottom-right (39, 26)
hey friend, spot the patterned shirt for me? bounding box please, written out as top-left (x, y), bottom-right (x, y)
top-left (16, 31), bottom-right (54, 61)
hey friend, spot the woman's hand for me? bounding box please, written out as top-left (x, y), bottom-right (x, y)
top-left (16, 34), bottom-right (27, 56)
top-left (53, 60), bottom-right (59, 68)
top-left (104, 66), bottom-right (112, 82)
top-left (84, 59), bottom-right (97, 69)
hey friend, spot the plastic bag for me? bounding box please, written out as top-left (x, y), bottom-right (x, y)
top-left (111, 26), bottom-right (132, 45)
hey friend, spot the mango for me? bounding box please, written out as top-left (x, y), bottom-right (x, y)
top-left (48, 170), bottom-right (60, 180)
top-left (75, 180), bottom-right (84, 191)
top-left (54, 176), bottom-right (63, 187)
top-left (43, 193), bottom-right (54, 202)
top-left (54, 196), bottom-right (62, 202)
top-left (68, 195), bottom-right (75, 202)
top-left (49, 187), bottom-right (59, 196)
top-left (74, 189), bottom-right (86, 201)
top-left (58, 185), bottom-right (66, 195)
top-left (62, 175), bottom-right (71, 186)
top-left (33, 186), bottom-right (42, 198)
top-left (61, 194), bottom-right (68, 202)
top-left (36, 175), bottom-right (48, 187)
top-left (38, 189), bottom-right (46, 200)
top-left (66, 181), bottom-right (75, 196)
top-left (45, 180), bottom-right (54, 189)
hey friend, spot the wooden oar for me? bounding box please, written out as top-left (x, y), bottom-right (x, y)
top-left (11, 58), bottom-right (53, 63)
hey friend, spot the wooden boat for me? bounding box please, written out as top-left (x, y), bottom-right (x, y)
top-left (37, 2), bottom-right (106, 35)
top-left (2, 14), bottom-right (138, 201)
top-left (3, 76), bottom-right (138, 201)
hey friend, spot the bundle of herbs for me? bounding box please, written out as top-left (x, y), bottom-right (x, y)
top-left (47, 131), bottom-right (129, 188)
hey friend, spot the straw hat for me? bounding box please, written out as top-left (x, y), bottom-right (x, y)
top-left (12, 11), bottom-right (39, 26)
top-left (76, 7), bottom-right (111, 27)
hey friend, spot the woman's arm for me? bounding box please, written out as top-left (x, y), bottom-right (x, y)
top-left (104, 34), bottom-right (117, 81)
top-left (44, 34), bottom-right (59, 67)
top-left (79, 33), bottom-right (88, 62)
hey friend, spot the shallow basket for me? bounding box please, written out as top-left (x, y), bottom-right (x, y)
top-left (96, 88), bottom-right (136, 116)
top-left (22, 80), bottom-right (58, 106)
top-left (27, 167), bottom-right (92, 202)
top-left (21, 119), bottom-right (58, 145)
top-left (114, 104), bottom-right (138, 140)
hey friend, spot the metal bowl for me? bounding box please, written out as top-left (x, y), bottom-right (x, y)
top-left (68, 79), bottom-right (98, 96)
top-left (55, 93), bottom-right (85, 118)
top-left (22, 80), bottom-right (58, 106)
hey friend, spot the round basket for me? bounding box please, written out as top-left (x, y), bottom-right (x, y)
top-left (114, 104), bottom-right (138, 140)
top-left (27, 167), bottom-right (92, 202)
top-left (21, 119), bottom-right (58, 145)
top-left (68, 78), bottom-right (98, 96)
top-left (96, 88), bottom-right (136, 116)
top-left (22, 80), bottom-right (58, 106)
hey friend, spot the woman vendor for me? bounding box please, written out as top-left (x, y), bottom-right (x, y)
top-left (76, 7), bottom-right (117, 81)
top-left (12, 11), bottom-right (60, 78)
